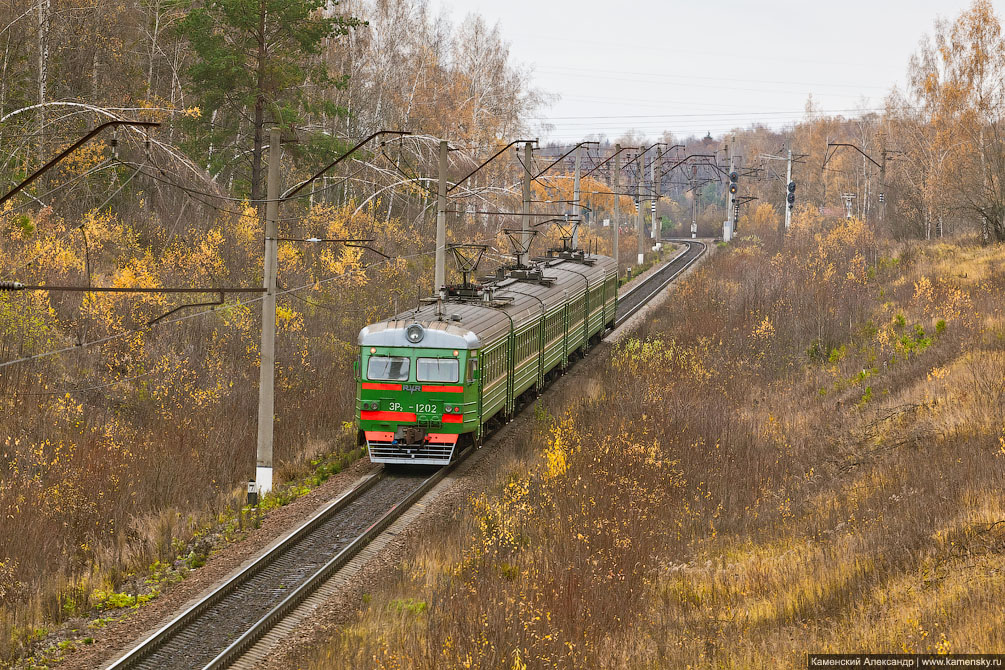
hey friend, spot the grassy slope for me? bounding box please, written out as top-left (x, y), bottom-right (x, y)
top-left (306, 221), bottom-right (1005, 668)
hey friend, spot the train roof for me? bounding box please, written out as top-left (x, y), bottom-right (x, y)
top-left (358, 253), bottom-right (617, 350)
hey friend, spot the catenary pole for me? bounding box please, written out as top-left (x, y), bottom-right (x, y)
top-left (612, 145), bottom-right (621, 274)
top-left (879, 136), bottom-right (887, 226)
top-left (571, 145), bottom-right (582, 249)
top-left (255, 127), bottom-right (282, 496)
top-left (651, 148), bottom-right (659, 247)
top-left (692, 183), bottom-right (697, 239)
top-left (726, 142), bottom-right (735, 234)
top-left (637, 152), bottom-right (645, 266)
top-left (521, 141), bottom-right (532, 266)
top-left (784, 149), bottom-right (793, 232)
top-left (434, 140), bottom-right (448, 290)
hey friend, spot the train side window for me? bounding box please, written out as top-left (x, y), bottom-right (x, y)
top-left (467, 358), bottom-right (478, 383)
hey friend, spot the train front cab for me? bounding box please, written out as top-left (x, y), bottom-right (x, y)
top-left (356, 322), bottom-right (480, 466)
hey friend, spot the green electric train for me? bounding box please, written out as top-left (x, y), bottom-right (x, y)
top-left (355, 248), bottom-right (618, 465)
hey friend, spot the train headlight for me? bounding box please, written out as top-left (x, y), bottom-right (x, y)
top-left (406, 323), bottom-right (424, 343)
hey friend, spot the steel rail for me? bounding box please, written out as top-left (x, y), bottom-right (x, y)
top-left (614, 240), bottom-right (707, 327)
top-left (615, 244), bottom-right (690, 308)
top-left (204, 447), bottom-right (472, 668)
top-left (104, 471), bottom-right (385, 669)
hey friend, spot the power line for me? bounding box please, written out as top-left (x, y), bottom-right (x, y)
top-left (534, 106), bottom-right (901, 121)
top-left (0, 120), bottom-right (159, 207)
top-left (534, 65), bottom-right (893, 91)
top-left (0, 238), bottom-right (495, 372)
top-left (4, 159), bottom-right (119, 214)
top-left (9, 160), bottom-right (148, 274)
top-left (21, 368), bottom-right (162, 397)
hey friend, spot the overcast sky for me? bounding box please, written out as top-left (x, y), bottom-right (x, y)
top-left (427, 0), bottom-right (995, 143)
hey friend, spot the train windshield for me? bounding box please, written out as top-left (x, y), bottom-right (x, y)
top-left (366, 355), bottom-right (410, 381)
top-left (416, 357), bottom-right (459, 383)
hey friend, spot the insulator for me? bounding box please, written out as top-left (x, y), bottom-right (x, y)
top-left (0, 281), bottom-right (25, 291)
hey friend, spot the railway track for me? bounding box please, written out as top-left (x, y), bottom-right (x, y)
top-left (614, 239), bottom-right (707, 326)
top-left (105, 459), bottom-right (468, 670)
top-left (105, 239), bottom-right (706, 670)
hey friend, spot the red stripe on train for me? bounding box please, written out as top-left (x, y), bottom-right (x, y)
top-left (362, 383), bottom-right (402, 391)
top-left (426, 433), bottom-right (458, 445)
top-left (422, 385), bottom-right (463, 393)
top-left (441, 413), bottom-right (463, 423)
top-left (360, 410), bottom-right (417, 422)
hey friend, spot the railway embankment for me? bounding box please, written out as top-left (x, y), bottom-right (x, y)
top-left (295, 223), bottom-right (1005, 668)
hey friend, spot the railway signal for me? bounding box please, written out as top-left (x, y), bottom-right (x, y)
top-left (728, 166), bottom-right (739, 230)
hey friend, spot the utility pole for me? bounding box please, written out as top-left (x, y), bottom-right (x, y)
top-left (637, 152), bottom-right (645, 266)
top-left (650, 149), bottom-right (659, 248)
top-left (520, 141), bottom-right (532, 266)
top-left (824, 142), bottom-right (884, 226)
top-left (821, 148), bottom-right (827, 208)
top-left (784, 149), bottom-right (793, 232)
top-left (879, 136), bottom-right (887, 226)
top-left (691, 188), bottom-right (697, 239)
top-left (434, 140), bottom-right (448, 290)
top-left (571, 145), bottom-right (582, 249)
top-left (726, 142), bottom-right (735, 235)
top-left (250, 129), bottom-right (406, 500)
top-left (841, 192), bottom-right (856, 219)
top-left (255, 127), bottom-right (282, 496)
top-left (612, 145), bottom-right (621, 274)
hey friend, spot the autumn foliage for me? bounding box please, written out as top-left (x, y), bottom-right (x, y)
top-left (301, 220), bottom-right (1005, 667)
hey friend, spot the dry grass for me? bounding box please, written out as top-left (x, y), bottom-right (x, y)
top-left (300, 217), bottom-right (1005, 668)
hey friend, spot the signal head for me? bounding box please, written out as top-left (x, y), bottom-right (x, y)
top-left (787, 192), bottom-right (796, 204)
top-left (787, 181), bottom-right (796, 193)
top-left (728, 171), bottom-right (739, 183)
top-left (729, 183), bottom-right (738, 194)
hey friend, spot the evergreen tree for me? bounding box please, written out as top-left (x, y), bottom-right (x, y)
top-left (178, 0), bottom-right (360, 203)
